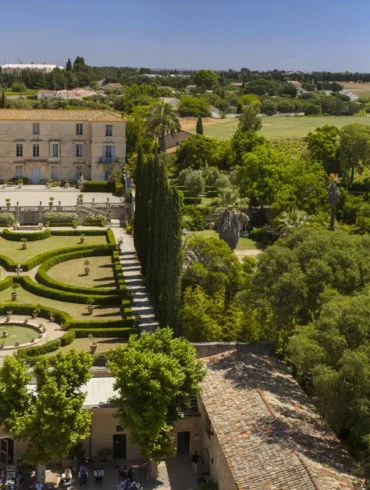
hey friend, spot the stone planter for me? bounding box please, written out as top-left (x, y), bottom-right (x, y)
top-left (80, 237), bottom-right (85, 244)
top-left (7, 311), bottom-right (12, 316)
top-left (32, 312), bottom-right (39, 319)
top-left (11, 292), bottom-right (17, 301)
top-left (87, 305), bottom-right (94, 315)
top-left (6, 203), bottom-right (10, 208)
top-left (85, 267), bottom-right (90, 275)
top-left (65, 183), bottom-right (70, 189)
top-left (49, 314), bottom-right (55, 322)
top-left (90, 343), bottom-right (97, 354)
top-left (17, 184), bottom-right (22, 189)
top-left (22, 242), bottom-right (27, 250)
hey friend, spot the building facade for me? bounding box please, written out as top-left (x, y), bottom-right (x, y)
top-left (1, 64), bottom-right (64, 74)
top-left (0, 110), bottom-right (126, 183)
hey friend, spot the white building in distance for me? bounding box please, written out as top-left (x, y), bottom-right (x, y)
top-left (1, 63), bottom-right (64, 74)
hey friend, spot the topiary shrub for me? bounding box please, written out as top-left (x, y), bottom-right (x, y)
top-left (43, 212), bottom-right (77, 224)
top-left (0, 213), bottom-right (16, 226)
top-left (2, 229), bottom-right (51, 241)
top-left (60, 330), bottom-right (75, 346)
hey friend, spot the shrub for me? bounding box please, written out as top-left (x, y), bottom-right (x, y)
top-left (184, 170), bottom-right (205, 196)
top-left (60, 330), bottom-right (75, 346)
top-left (0, 277), bottom-right (13, 291)
top-left (20, 339), bottom-right (61, 357)
top-left (73, 328), bottom-right (132, 338)
top-left (0, 213), bottom-right (15, 226)
top-left (43, 212), bottom-right (77, 224)
top-left (183, 197), bottom-right (202, 205)
top-left (2, 229), bottom-right (51, 241)
top-left (83, 181), bottom-right (114, 192)
top-left (115, 183), bottom-right (123, 196)
top-left (85, 214), bottom-right (107, 226)
top-left (249, 227), bottom-right (278, 245)
top-left (205, 190), bottom-right (219, 198)
top-left (19, 276), bottom-right (119, 305)
top-left (48, 222), bottom-right (74, 227)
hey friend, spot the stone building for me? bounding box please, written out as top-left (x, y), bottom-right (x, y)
top-left (0, 110), bottom-right (126, 183)
top-left (0, 347), bottom-right (358, 488)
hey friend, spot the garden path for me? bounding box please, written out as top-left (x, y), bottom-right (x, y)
top-left (112, 228), bottom-right (158, 333)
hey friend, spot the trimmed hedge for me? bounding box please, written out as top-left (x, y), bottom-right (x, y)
top-left (85, 215), bottom-right (107, 226)
top-left (20, 339), bottom-right (61, 357)
top-left (60, 330), bottom-right (75, 346)
top-left (205, 190), bottom-right (219, 198)
top-left (18, 276), bottom-right (120, 305)
top-left (83, 181), bottom-right (114, 192)
top-left (49, 222), bottom-right (74, 227)
top-left (115, 183), bottom-right (123, 196)
top-left (183, 197), bottom-right (202, 205)
top-left (2, 229), bottom-right (51, 241)
top-left (50, 229), bottom-right (107, 237)
top-left (0, 276), bottom-right (13, 291)
top-left (43, 212), bottom-right (77, 224)
top-left (37, 248), bottom-right (116, 296)
top-left (73, 328), bottom-right (133, 338)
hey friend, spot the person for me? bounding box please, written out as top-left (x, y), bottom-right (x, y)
top-left (117, 478), bottom-right (127, 490)
top-left (79, 463), bottom-right (88, 486)
top-left (35, 481), bottom-right (43, 490)
top-left (127, 467), bottom-right (134, 480)
top-left (126, 479), bottom-right (137, 490)
top-left (192, 451), bottom-right (199, 474)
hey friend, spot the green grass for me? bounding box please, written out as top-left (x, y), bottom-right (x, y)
top-left (187, 230), bottom-right (259, 250)
top-left (0, 285), bottom-right (121, 321)
top-left (0, 235), bottom-right (107, 262)
top-left (47, 256), bottom-right (116, 289)
top-left (46, 337), bottom-right (127, 356)
top-left (4, 90), bottom-right (37, 96)
top-left (0, 325), bottom-right (39, 346)
top-left (187, 116), bottom-right (370, 140)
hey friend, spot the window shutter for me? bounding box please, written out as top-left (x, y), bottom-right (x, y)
top-left (82, 144), bottom-right (86, 157)
top-left (49, 143), bottom-right (53, 157)
top-left (112, 146), bottom-right (116, 161)
top-left (73, 145), bottom-right (76, 158)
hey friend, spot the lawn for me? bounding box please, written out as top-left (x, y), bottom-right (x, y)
top-left (0, 284), bottom-right (121, 321)
top-left (182, 115), bottom-right (370, 140)
top-left (187, 230), bottom-right (260, 250)
top-left (0, 325), bottom-right (39, 346)
top-left (0, 235), bottom-right (107, 262)
top-left (47, 256), bottom-right (116, 289)
top-left (45, 337), bottom-right (127, 356)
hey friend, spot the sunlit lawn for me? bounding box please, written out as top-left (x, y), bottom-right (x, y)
top-left (45, 337), bottom-right (127, 356)
top-left (0, 235), bottom-right (107, 262)
top-left (0, 284), bottom-right (121, 321)
top-left (47, 256), bottom-right (116, 289)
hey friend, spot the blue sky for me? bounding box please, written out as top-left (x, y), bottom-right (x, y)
top-left (1, 0), bottom-right (369, 71)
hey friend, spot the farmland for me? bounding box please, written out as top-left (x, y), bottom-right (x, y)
top-left (181, 115), bottom-right (370, 140)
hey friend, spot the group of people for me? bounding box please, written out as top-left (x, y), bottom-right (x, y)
top-left (117, 466), bottom-right (137, 490)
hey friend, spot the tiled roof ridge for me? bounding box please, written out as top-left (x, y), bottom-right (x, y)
top-left (88, 110), bottom-right (122, 121)
top-left (236, 351), bottom-right (320, 490)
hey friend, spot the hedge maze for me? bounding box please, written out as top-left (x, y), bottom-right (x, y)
top-left (0, 228), bottom-right (134, 363)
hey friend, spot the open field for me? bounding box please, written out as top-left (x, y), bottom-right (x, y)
top-left (0, 284), bottom-right (121, 320)
top-left (342, 82), bottom-right (370, 96)
top-left (181, 115), bottom-right (370, 140)
top-left (48, 256), bottom-right (116, 289)
top-left (0, 235), bottom-right (107, 261)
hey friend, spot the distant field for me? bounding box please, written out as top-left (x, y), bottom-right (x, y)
top-left (181, 115), bottom-right (370, 140)
top-left (342, 82), bottom-right (370, 96)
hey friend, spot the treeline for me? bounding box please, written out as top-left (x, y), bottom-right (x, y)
top-left (134, 150), bottom-right (182, 329)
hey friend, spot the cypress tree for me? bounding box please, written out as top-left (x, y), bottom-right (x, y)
top-left (66, 58), bottom-right (73, 71)
top-left (133, 148), bottom-right (144, 259)
top-left (0, 92), bottom-right (6, 109)
top-left (196, 116), bottom-right (203, 135)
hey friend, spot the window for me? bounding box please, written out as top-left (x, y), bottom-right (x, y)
top-left (51, 166), bottom-right (59, 180)
top-left (105, 145), bottom-right (113, 159)
top-left (116, 425), bottom-right (123, 433)
top-left (51, 144), bottom-right (59, 158)
top-left (16, 166), bottom-right (23, 178)
top-left (33, 144), bottom-right (40, 158)
top-left (76, 124), bottom-right (83, 136)
top-left (16, 144), bottom-right (23, 157)
top-left (74, 143), bottom-right (85, 157)
top-left (105, 125), bottom-right (113, 137)
top-left (33, 123), bottom-right (40, 135)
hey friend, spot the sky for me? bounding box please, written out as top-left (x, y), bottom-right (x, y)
top-left (1, 0), bottom-right (370, 72)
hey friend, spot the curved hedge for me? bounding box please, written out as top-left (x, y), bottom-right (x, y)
top-left (36, 248), bottom-right (116, 296)
top-left (18, 276), bottom-right (120, 305)
top-left (2, 229), bottom-right (51, 241)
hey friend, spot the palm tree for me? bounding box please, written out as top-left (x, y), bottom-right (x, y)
top-left (276, 209), bottom-right (310, 237)
top-left (328, 173), bottom-right (341, 231)
top-left (146, 102), bottom-right (181, 152)
top-left (212, 187), bottom-right (249, 250)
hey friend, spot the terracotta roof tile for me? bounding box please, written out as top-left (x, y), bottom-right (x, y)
top-left (0, 109), bottom-right (126, 122)
top-left (201, 349), bottom-right (356, 490)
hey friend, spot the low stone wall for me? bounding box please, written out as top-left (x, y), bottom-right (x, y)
top-left (192, 341), bottom-right (276, 358)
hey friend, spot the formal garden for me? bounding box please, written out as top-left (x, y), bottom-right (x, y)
top-left (0, 227), bottom-right (134, 364)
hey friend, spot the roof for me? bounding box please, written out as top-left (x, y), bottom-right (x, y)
top-left (287, 80), bottom-right (302, 85)
top-left (1, 64), bottom-right (63, 70)
top-left (103, 83), bottom-right (122, 88)
top-left (27, 377), bottom-right (117, 408)
top-left (201, 349), bottom-right (356, 490)
top-left (0, 109), bottom-right (126, 122)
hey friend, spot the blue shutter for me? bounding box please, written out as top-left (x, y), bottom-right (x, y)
top-left (112, 146), bottom-right (116, 161)
top-left (73, 145), bottom-right (76, 157)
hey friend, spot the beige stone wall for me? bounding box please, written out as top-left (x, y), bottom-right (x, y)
top-left (0, 119), bottom-right (126, 182)
top-left (197, 396), bottom-right (236, 490)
